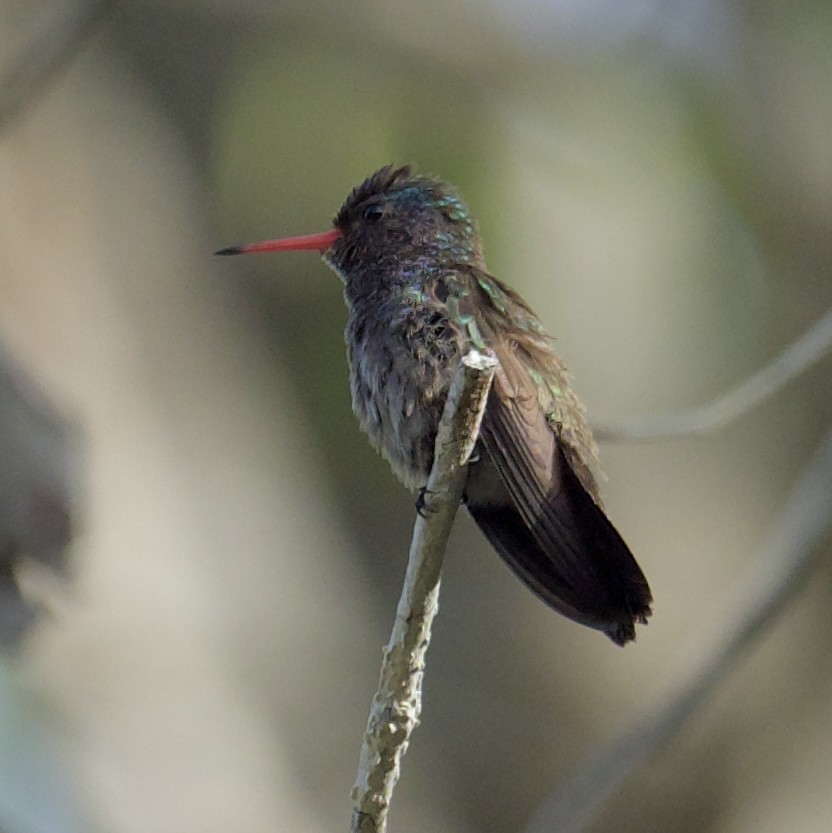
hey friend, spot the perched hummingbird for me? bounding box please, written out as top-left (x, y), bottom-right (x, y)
top-left (217, 165), bottom-right (652, 644)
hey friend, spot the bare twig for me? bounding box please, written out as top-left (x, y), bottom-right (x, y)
top-left (524, 420), bottom-right (832, 833)
top-left (594, 305), bottom-right (832, 441)
top-left (0, 0), bottom-right (114, 134)
top-left (351, 351), bottom-right (498, 833)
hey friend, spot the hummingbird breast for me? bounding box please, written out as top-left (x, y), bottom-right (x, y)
top-left (345, 294), bottom-right (467, 489)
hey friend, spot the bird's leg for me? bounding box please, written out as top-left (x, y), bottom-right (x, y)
top-left (415, 486), bottom-right (436, 518)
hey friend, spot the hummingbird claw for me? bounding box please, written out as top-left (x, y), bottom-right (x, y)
top-left (415, 487), bottom-right (436, 517)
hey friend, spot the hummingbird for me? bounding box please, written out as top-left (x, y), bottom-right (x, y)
top-left (217, 165), bottom-right (652, 645)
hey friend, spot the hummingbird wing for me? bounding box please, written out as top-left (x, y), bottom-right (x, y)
top-left (461, 272), bottom-right (652, 644)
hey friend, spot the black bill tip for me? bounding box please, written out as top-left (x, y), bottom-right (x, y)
top-left (214, 245), bottom-right (244, 256)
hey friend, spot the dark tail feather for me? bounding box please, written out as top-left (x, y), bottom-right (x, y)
top-left (465, 458), bottom-right (652, 645)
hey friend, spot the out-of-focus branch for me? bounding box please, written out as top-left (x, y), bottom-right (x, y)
top-left (0, 348), bottom-right (76, 649)
top-left (524, 419), bottom-right (832, 833)
top-left (351, 351), bottom-right (498, 833)
top-left (594, 305), bottom-right (832, 441)
top-left (0, 0), bottom-right (114, 134)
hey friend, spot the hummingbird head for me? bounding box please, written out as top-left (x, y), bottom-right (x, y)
top-left (216, 165), bottom-right (484, 294)
top-left (326, 165), bottom-right (484, 283)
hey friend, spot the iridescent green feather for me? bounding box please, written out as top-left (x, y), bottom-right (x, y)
top-left (467, 269), bottom-right (604, 504)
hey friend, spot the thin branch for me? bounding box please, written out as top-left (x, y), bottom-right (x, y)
top-left (594, 305), bottom-right (832, 441)
top-left (0, 0), bottom-right (114, 134)
top-left (524, 419), bottom-right (832, 833)
top-left (351, 351), bottom-right (498, 833)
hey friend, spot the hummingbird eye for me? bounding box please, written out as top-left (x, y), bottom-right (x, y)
top-left (363, 203), bottom-right (384, 223)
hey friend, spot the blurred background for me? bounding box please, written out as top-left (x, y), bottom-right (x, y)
top-left (1, 0), bottom-right (831, 831)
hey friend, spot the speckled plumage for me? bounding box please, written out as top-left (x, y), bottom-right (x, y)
top-left (327, 167), bottom-right (594, 489)
top-left (319, 165), bottom-right (652, 645)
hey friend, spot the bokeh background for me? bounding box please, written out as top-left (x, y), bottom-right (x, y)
top-left (1, 1), bottom-right (831, 831)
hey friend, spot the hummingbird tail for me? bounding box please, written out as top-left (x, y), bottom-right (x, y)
top-left (465, 453), bottom-right (652, 646)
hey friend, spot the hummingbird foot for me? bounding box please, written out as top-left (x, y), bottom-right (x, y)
top-left (415, 487), bottom-right (437, 518)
